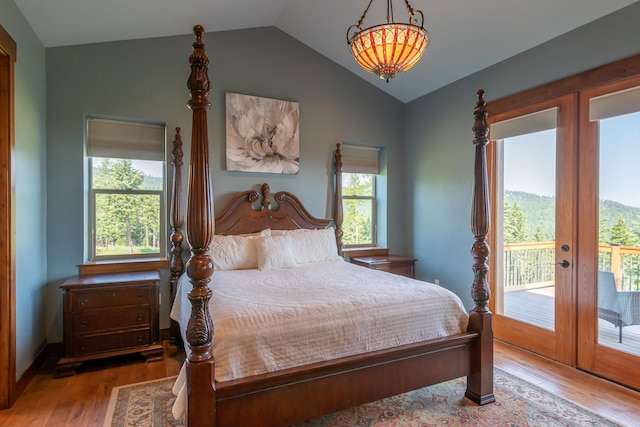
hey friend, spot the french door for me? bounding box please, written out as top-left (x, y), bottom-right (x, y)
top-left (488, 94), bottom-right (577, 365)
top-left (489, 74), bottom-right (640, 390)
top-left (576, 76), bottom-right (640, 389)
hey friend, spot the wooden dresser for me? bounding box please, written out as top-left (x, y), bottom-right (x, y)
top-left (55, 271), bottom-right (164, 378)
top-left (350, 255), bottom-right (417, 278)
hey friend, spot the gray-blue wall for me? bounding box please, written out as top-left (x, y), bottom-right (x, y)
top-left (45, 27), bottom-right (406, 342)
top-left (0, 0), bottom-right (47, 378)
top-left (405, 2), bottom-right (640, 308)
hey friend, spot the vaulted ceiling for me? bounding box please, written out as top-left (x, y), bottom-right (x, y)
top-left (15, 0), bottom-right (638, 103)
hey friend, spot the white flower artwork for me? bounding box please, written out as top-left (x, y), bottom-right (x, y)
top-left (225, 93), bottom-right (300, 174)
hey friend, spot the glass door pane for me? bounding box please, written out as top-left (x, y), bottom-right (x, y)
top-left (597, 111), bottom-right (640, 356)
top-left (500, 129), bottom-right (556, 331)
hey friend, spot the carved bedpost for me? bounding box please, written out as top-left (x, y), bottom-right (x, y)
top-left (169, 127), bottom-right (184, 346)
top-left (185, 25), bottom-right (216, 426)
top-left (470, 89), bottom-right (491, 313)
top-left (465, 89), bottom-right (495, 405)
top-left (334, 144), bottom-right (344, 256)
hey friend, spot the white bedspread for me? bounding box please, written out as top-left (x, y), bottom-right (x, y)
top-left (170, 259), bottom-right (469, 419)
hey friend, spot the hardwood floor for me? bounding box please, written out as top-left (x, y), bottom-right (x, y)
top-left (0, 340), bottom-right (639, 426)
top-left (495, 340), bottom-right (640, 427)
top-left (0, 341), bottom-right (183, 426)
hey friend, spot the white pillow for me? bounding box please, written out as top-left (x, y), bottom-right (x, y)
top-left (254, 235), bottom-right (297, 271)
top-left (209, 229), bottom-right (270, 270)
top-left (271, 228), bottom-right (342, 264)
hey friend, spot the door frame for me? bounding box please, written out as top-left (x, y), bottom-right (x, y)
top-left (487, 94), bottom-right (578, 366)
top-left (0, 24), bottom-right (16, 409)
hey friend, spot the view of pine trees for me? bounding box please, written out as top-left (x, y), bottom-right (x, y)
top-left (504, 190), bottom-right (640, 246)
top-left (504, 191), bottom-right (640, 291)
top-left (93, 159), bottom-right (163, 256)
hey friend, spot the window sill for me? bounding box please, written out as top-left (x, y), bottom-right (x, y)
top-left (79, 257), bottom-right (169, 276)
top-left (343, 247), bottom-right (389, 259)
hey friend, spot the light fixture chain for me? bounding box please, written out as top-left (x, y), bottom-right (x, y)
top-left (358, 0), bottom-right (375, 30)
top-left (404, 0), bottom-right (423, 26)
top-left (404, 0), bottom-right (415, 17)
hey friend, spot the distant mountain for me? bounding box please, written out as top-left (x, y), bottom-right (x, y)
top-left (504, 190), bottom-right (640, 241)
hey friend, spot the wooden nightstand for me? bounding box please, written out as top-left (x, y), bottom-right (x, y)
top-left (350, 255), bottom-right (417, 278)
top-left (55, 271), bottom-right (164, 378)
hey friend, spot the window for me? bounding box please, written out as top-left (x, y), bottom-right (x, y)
top-left (340, 144), bottom-right (380, 247)
top-left (86, 117), bottom-right (166, 260)
top-left (342, 173), bottom-right (376, 246)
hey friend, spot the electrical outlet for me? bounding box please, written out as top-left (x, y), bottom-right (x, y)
top-left (434, 279), bottom-right (440, 286)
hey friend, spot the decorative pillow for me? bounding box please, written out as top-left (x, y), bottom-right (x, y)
top-left (271, 228), bottom-right (342, 264)
top-left (254, 235), bottom-right (297, 271)
top-left (209, 229), bottom-right (270, 270)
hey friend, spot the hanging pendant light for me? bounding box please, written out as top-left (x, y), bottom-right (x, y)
top-left (347, 0), bottom-right (430, 82)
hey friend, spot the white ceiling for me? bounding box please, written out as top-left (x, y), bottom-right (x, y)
top-left (15, 0), bottom-right (638, 103)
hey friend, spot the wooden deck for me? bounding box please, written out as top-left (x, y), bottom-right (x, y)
top-left (503, 286), bottom-right (640, 356)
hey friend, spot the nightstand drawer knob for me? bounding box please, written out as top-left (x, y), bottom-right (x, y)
top-left (137, 314), bottom-right (144, 321)
top-left (80, 299), bottom-right (88, 306)
top-left (137, 336), bottom-right (144, 342)
top-left (80, 321), bottom-right (88, 328)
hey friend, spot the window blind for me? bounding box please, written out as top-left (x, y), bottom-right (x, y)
top-left (589, 85), bottom-right (640, 122)
top-left (341, 144), bottom-right (380, 174)
top-left (490, 107), bottom-right (558, 140)
top-left (87, 118), bottom-right (165, 161)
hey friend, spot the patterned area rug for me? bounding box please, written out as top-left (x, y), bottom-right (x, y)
top-left (104, 368), bottom-right (619, 427)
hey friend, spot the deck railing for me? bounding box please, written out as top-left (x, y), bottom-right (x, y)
top-left (503, 242), bottom-right (555, 290)
top-left (504, 242), bottom-right (640, 291)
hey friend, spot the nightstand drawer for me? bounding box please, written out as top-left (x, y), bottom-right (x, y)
top-left (72, 329), bottom-right (151, 356)
top-left (351, 255), bottom-right (417, 279)
top-left (72, 286), bottom-right (150, 311)
top-left (380, 262), bottom-right (415, 277)
top-left (73, 307), bottom-right (150, 334)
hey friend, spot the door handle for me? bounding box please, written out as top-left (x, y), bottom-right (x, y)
top-left (556, 260), bottom-right (570, 268)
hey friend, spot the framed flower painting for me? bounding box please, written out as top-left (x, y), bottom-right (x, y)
top-left (225, 92), bottom-right (300, 174)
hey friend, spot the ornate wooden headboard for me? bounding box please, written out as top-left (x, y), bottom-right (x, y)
top-left (214, 183), bottom-right (331, 235)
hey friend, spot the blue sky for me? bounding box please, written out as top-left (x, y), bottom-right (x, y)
top-left (503, 111), bottom-right (640, 208)
top-left (599, 112), bottom-right (640, 207)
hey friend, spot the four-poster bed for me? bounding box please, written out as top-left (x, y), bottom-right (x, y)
top-left (168, 25), bottom-right (494, 427)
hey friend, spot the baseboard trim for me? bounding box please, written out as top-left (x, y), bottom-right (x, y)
top-left (16, 328), bottom-right (171, 400)
top-left (15, 345), bottom-right (50, 399)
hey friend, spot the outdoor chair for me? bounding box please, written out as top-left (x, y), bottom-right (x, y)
top-left (597, 270), bottom-right (640, 343)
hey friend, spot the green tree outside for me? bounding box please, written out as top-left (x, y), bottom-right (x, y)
top-left (93, 159), bottom-right (162, 256)
top-left (342, 173), bottom-right (374, 246)
top-left (503, 201), bottom-right (528, 243)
